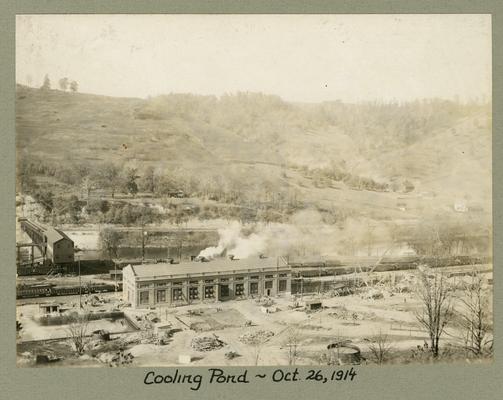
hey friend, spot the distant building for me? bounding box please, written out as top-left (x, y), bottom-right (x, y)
top-left (123, 258), bottom-right (291, 309)
top-left (304, 299), bottom-right (323, 310)
top-left (39, 303), bottom-right (60, 314)
top-left (110, 269), bottom-right (123, 280)
top-left (44, 227), bottom-right (74, 264)
top-left (454, 200), bottom-right (468, 213)
top-left (19, 219), bottom-right (74, 265)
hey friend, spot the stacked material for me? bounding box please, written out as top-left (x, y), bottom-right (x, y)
top-left (328, 308), bottom-right (376, 321)
top-left (239, 330), bottom-right (274, 345)
top-left (225, 351), bottom-right (239, 360)
top-left (256, 298), bottom-right (275, 307)
top-left (361, 288), bottom-right (385, 300)
top-left (191, 335), bottom-right (225, 351)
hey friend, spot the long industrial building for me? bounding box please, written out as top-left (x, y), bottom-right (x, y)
top-left (123, 257), bottom-right (292, 308)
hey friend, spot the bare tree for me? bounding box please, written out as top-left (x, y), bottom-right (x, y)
top-left (139, 166), bottom-right (156, 193)
top-left (66, 314), bottom-right (90, 355)
top-left (99, 162), bottom-right (121, 198)
top-left (250, 337), bottom-right (267, 366)
top-left (367, 329), bottom-right (394, 364)
top-left (364, 222), bottom-right (376, 256)
top-left (457, 273), bottom-right (492, 357)
top-left (241, 331), bottom-right (272, 366)
top-left (99, 227), bottom-right (121, 260)
top-left (40, 74), bottom-right (51, 90)
top-left (415, 269), bottom-right (454, 357)
top-left (81, 176), bottom-right (95, 206)
top-left (283, 327), bottom-right (301, 365)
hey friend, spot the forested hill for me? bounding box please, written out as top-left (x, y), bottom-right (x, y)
top-left (16, 84), bottom-right (491, 208)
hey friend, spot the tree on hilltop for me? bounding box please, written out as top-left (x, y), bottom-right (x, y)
top-left (41, 74), bottom-right (51, 90)
top-left (70, 80), bottom-right (79, 92)
top-left (59, 77), bottom-right (69, 91)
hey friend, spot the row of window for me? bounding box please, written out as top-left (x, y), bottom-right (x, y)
top-left (138, 280), bottom-right (288, 304)
top-left (149, 273), bottom-right (290, 288)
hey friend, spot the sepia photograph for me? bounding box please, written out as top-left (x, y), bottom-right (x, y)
top-left (15, 14), bottom-right (492, 368)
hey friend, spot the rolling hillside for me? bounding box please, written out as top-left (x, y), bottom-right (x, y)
top-left (16, 84), bottom-right (492, 219)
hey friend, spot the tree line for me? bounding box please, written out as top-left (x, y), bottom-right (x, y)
top-left (17, 156), bottom-right (314, 224)
top-left (40, 74), bottom-right (78, 92)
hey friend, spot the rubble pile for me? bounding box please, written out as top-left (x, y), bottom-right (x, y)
top-left (225, 351), bottom-right (239, 360)
top-left (132, 314), bottom-right (155, 330)
top-left (256, 298), bottom-right (275, 307)
top-left (191, 335), bottom-right (225, 351)
top-left (17, 351), bottom-right (34, 366)
top-left (360, 288), bottom-right (385, 300)
top-left (98, 349), bottom-right (134, 366)
top-left (239, 330), bottom-right (274, 345)
top-left (145, 312), bottom-right (160, 323)
top-left (394, 282), bottom-right (412, 293)
top-left (116, 331), bottom-right (156, 346)
top-left (328, 307), bottom-right (376, 321)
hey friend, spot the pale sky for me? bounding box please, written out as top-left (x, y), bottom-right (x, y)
top-left (16, 14), bottom-right (491, 103)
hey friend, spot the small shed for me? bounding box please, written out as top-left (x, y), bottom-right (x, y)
top-left (178, 354), bottom-right (192, 364)
top-left (154, 323), bottom-right (172, 336)
top-left (36, 354), bottom-right (61, 364)
top-left (39, 303), bottom-right (60, 314)
top-left (304, 299), bottom-right (323, 311)
top-left (110, 269), bottom-right (123, 280)
top-left (92, 329), bottom-right (111, 341)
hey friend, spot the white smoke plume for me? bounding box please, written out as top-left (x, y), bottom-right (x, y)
top-left (197, 210), bottom-right (395, 261)
top-left (198, 211), bottom-right (333, 260)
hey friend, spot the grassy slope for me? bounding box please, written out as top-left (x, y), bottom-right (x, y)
top-left (16, 85), bottom-right (492, 220)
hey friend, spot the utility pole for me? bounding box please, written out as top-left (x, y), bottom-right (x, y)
top-left (78, 255), bottom-right (82, 309)
top-left (142, 229), bottom-right (146, 264)
top-left (318, 264), bottom-right (322, 295)
top-left (114, 259), bottom-right (118, 297)
top-left (366, 222), bottom-right (376, 257)
top-left (140, 216), bottom-right (147, 264)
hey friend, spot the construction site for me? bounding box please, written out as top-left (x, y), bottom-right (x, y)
top-left (16, 245), bottom-right (493, 367)
top-left (16, 187), bottom-right (494, 367)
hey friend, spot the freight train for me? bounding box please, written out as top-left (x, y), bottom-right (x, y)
top-left (289, 255), bottom-right (491, 277)
top-left (16, 281), bottom-right (123, 299)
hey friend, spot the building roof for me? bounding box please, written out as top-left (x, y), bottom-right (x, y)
top-left (43, 226), bottom-right (74, 245)
top-left (304, 299), bottom-right (323, 305)
top-left (126, 257), bottom-right (288, 280)
top-left (288, 255), bottom-right (342, 267)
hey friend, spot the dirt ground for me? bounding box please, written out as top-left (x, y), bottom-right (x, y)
top-left (17, 269), bottom-right (493, 367)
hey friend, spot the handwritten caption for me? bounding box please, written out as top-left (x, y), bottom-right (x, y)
top-left (144, 367), bottom-right (357, 391)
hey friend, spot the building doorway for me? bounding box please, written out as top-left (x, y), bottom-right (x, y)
top-left (219, 284), bottom-right (230, 299)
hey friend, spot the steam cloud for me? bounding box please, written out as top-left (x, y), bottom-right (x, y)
top-left (198, 210), bottom-right (392, 260)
